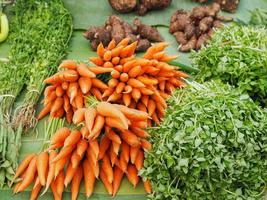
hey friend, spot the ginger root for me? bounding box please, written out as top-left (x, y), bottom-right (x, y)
top-left (193, 0), bottom-right (240, 13)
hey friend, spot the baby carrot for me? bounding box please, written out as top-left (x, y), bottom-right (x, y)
top-left (85, 107), bottom-right (97, 134)
top-left (13, 153), bottom-right (35, 181)
top-left (78, 77), bottom-right (92, 94)
top-left (116, 82), bottom-right (126, 94)
top-left (126, 164), bottom-right (139, 188)
top-left (72, 108), bottom-right (86, 124)
top-left (128, 78), bottom-right (145, 88)
top-left (83, 159), bottom-right (95, 198)
top-left (106, 129), bottom-right (121, 144)
top-left (36, 152), bottom-right (49, 186)
top-left (121, 130), bottom-right (140, 147)
top-left (37, 103), bottom-right (52, 120)
top-left (89, 67), bottom-right (113, 74)
top-left (100, 168), bottom-right (113, 195)
top-left (77, 63), bottom-right (96, 78)
top-left (123, 93), bottom-right (131, 107)
top-left (64, 162), bottom-right (77, 187)
top-left (64, 130), bottom-right (81, 147)
top-left (112, 141), bottom-right (120, 155)
top-left (90, 115), bottom-right (105, 139)
top-left (112, 166), bottom-right (124, 196)
top-left (99, 135), bottom-right (111, 160)
top-left (97, 43), bottom-right (105, 57)
top-left (130, 146), bottom-right (139, 164)
top-left (134, 150), bottom-right (144, 170)
top-left (102, 154), bottom-right (113, 183)
top-left (143, 179), bottom-right (152, 194)
top-left (90, 57), bottom-right (104, 66)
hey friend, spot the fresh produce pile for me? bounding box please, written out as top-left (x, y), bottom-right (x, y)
top-left (193, 24), bottom-right (267, 106)
top-left (193, 0), bottom-right (240, 12)
top-left (141, 81), bottom-right (267, 200)
top-left (0, 0), bottom-right (72, 188)
top-left (170, 3), bottom-right (232, 52)
top-left (249, 8), bottom-right (267, 27)
top-left (12, 40), bottom-right (187, 199)
top-left (108, 0), bottom-right (172, 15)
top-left (83, 15), bottom-right (163, 51)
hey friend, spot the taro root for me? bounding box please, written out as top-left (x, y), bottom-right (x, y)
top-left (108, 0), bottom-right (137, 13)
top-left (193, 0), bottom-right (240, 13)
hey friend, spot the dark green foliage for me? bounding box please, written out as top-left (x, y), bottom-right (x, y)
top-left (141, 81), bottom-right (267, 200)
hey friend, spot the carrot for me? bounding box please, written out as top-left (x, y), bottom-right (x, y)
top-left (89, 66), bottom-right (113, 74)
top-left (30, 179), bottom-right (42, 200)
top-left (137, 76), bottom-right (158, 85)
top-left (105, 117), bottom-right (127, 131)
top-left (90, 115), bottom-right (105, 139)
top-left (42, 150), bottom-right (57, 195)
top-left (97, 102), bottom-right (128, 129)
top-left (89, 140), bottom-right (100, 159)
top-left (52, 145), bottom-right (75, 163)
top-left (91, 87), bottom-right (103, 100)
top-left (119, 155), bottom-right (128, 173)
top-left (121, 141), bottom-right (130, 163)
top-left (73, 92), bottom-right (84, 109)
top-left (165, 82), bottom-right (175, 92)
top-left (78, 77), bottom-right (92, 94)
top-left (68, 82), bottom-right (79, 103)
top-left (126, 164), bottom-right (139, 188)
top-left (147, 99), bottom-right (156, 116)
top-left (157, 71), bottom-right (175, 77)
top-left (43, 74), bottom-right (60, 84)
top-left (66, 110), bottom-right (73, 124)
top-left (92, 78), bottom-right (109, 90)
top-left (97, 43), bottom-right (105, 57)
top-left (63, 95), bottom-right (70, 112)
top-left (37, 103), bottom-right (52, 120)
top-left (108, 78), bottom-right (119, 88)
top-left (159, 81), bottom-right (165, 91)
top-left (73, 108), bottom-right (87, 125)
top-left (151, 92), bottom-right (167, 108)
top-left (159, 91), bottom-right (169, 100)
top-left (100, 168), bottom-right (113, 195)
top-left (120, 41), bottom-right (137, 58)
top-left (152, 112), bottom-right (160, 125)
top-left (13, 153), bottom-right (35, 182)
top-left (44, 85), bottom-right (56, 97)
top-left (139, 87), bottom-right (154, 95)
top-left (111, 46), bottom-right (124, 57)
top-left (53, 108), bottom-right (64, 118)
top-left (71, 166), bottom-right (83, 200)
top-left (64, 162), bottom-right (77, 187)
top-left (120, 73), bottom-right (129, 82)
top-left (102, 88), bottom-right (114, 99)
top-left (56, 170), bottom-right (65, 199)
top-left (99, 135), bottom-right (111, 160)
top-left (107, 92), bottom-right (122, 102)
top-left (135, 150), bottom-right (144, 170)
top-left (80, 126), bottom-right (89, 138)
top-left (108, 39), bottom-right (116, 50)
top-left (114, 104), bottom-right (149, 121)
top-left (141, 95), bottom-right (149, 107)
top-left (77, 63), bottom-right (96, 78)
top-left (87, 153), bottom-right (100, 178)
top-left (103, 50), bottom-right (112, 61)
top-left (50, 180), bottom-right (60, 200)
top-left (143, 179), bottom-right (152, 194)
top-left (44, 91), bottom-right (57, 105)
top-left (116, 82), bottom-right (125, 94)
top-left (55, 86), bottom-right (64, 97)
top-left (111, 70), bottom-right (120, 79)
top-left (112, 56), bottom-right (120, 65)
top-left (122, 60), bottom-right (136, 73)
top-left (112, 166), bottom-right (124, 196)
top-left (54, 154), bottom-right (71, 178)
top-left (71, 151), bottom-right (82, 169)
top-left (130, 146), bottom-right (140, 164)
top-left (112, 141), bottom-right (120, 155)
top-left (36, 152), bottom-right (49, 186)
top-left (131, 127), bottom-right (150, 138)
top-left (13, 181), bottom-right (22, 194)
top-left (83, 159), bottom-right (95, 198)
top-left (129, 65), bottom-right (142, 78)
top-left (114, 64), bottom-right (123, 72)
top-left (90, 57), bottom-right (104, 66)
top-left (156, 101), bottom-right (165, 116)
top-left (102, 154), bottom-right (113, 183)
top-left (137, 102), bottom-right (147, 113)
top-left (103, 61), bottom-right (113, 68)
top-left (153, 51), bottom-right (165, 60)
top-left (76, 139), bottom-right (88, 157)
top-left (59, 59), bottom-right (77, 70)
top-left (123, 85), bottom-right (132, 94)
top-left (123, 93), bottom-right (131, 106)
top-left (63, 130), bottom-right (81, 148)
top-left (141, 139), bottom-right (152, 151)
top-left (17, 156), bottom-right (37, 192)
top-left (132, 88), bottom-right (141, 102)
top-left (58, 70), bottom-right (79, 82)
top-left (84, 107), bottom-right (97, 135)
top-left (106, 129), bottom-right (121, 144)
top-left (160, 54), bottom-right (178, 62)
top-left (128, 78), bottom-right (145, 88)
top-left (121, 130), bottom-right (140, 147)
top-left (131, 120), bottom-right (147, 129)
top-left (109, 146), bottom-right (118, 167)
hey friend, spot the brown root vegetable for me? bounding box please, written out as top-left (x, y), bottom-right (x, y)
top-left (136, 39), bottom-right (151, 51)
top-left (215, 0), bottom-right (240, 13)
top-left (108, 0), bottom-right (137, 13)
top-left (107, 15), bottom-right (126, 44)
top-left (195, 33), bottom-right (210, 50)
top-left (213, 20), bottom-right (223, 28)
top-left (133, 18), bottom-right (163, 42)
top-left (179, 36), bottom-right (197, 52)
top-left (199, 16), bottom-right (214, 33)
top-left (169, 10), bottom-right (191, 33)
top-left (173, 32), bottom-right (188, 45)
top-left (137, 0), bottom-right (172, 16)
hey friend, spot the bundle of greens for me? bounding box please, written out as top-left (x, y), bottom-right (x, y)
top-left (192, 24), bottom-right (267, 106)
top-left (141, 81), bottom-right (267, 200)
top-left (249, 8), bottom-right (267, 27)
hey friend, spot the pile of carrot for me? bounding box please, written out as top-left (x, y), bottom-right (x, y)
top-left (13, 38), bottom-right (187, 200)
top-left (38, 60), bottom-right (112, 123)
top-left (90, 38), bottom-right (188, 124)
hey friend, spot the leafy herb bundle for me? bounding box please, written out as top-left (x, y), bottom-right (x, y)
top-left (192, 24), bottom-right (267, 106)
top-left (141, 81), bottom-right (267, 200)
top-left (249, 8), bottom-right (267, 27)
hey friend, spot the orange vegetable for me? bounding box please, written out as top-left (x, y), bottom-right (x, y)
top-left (111, 46), bottom-right (124, 57)
top-left (30, 178), bottom-right (42, 200)
top-left (64, 162), bottom-right (77, 187)
top-left (59, 60), bottom-right (77, 70)
top-left (102, 88), bottom-right (114, 99)
top-left (83, 159), bottom-right (95, 198)
top-left (123, 85), bottom-right (132, 94)
top-left (90, 87), bottom-right (103, 100)
top-left (36, 152), bottom-right (49, 186)
top-left (131, 127), bottom-right (150, 138)
top-left (56, 170), bottom-right (65, 199)
top-left (141, 139), bottom-right (152, 151)
top-left (123, 93), bottom-right (131, 106)
top-left (90, 57), bottom-right (104, 66)
top-left (102, 154), bottom-right (114, 183)
top-left (99, 135), bottom-right (111, 160)
top-left (114, 104), bottom-right (149, 121)
top-left (128, 78), bottom-right (145, 88)
top-left (126, 164), bottom-right (139, 188)
top-left (108, 39), bottom-right (116, 50)
top-left (13, 153), bottom-right (35, 181)
top-left (132, 88), bottom-right (141, 102)
top-left (120, 41), bottom-right (137, 58)
top-left (143, 179), bottom-right (152, 194)
top-left (76, 139), bottom-right (88, 157)
top-left (64, 130), bottom-right (81, 147)
top-left (89, 66), bottom-right (113, 74)
top-left (115, 82), bottom-right (126, 94)
top-left (78, 77), bottom-right (92, 94)
top-left (51, 127), bottom-right (71, 145)
top-left (55, 86), bottom-right (64, 97)
top-left (97, 43), bottom-right (105, 57)
top-left (84, 107), bottom-right (97, 134)
top-left (90, 115), bottom-right (105, 139)
top-left (105, 117), bottom-right (127, 131)
top-left (120, 73), bottom-right (129, 82)
top-left (121, 130), bottom-right (140, 147)
top-left (100, 168), bottom-right (113, 195)
top-left (129, 65), bottom-right (142, 78)
top-left (108, 78), bottom-right (119, 88)
top-left (50, 180), bottom-right (60, 200)
top-left (37, 103), bottom-right (52, 120)
top-left (52, 145), bottom-right (75, 163)
top-left (54, 154), bottom-right (71, 178)
top-left (109, 146), bottom-right (118, 167)
top-left (130, 146), bottom-right (139, 164)
top-left (71, 151), bottom-right (82, 169)
top-left (103, 50), bottom-right (112, 61)
top-left (121, 141), bottom-right (130, 163)
top-left (71, 166), bottom-right (83, 200)
top-left (112, 141), bottom-right (120, 155)
top-left (106, 129), bottom-right (121, 144)
top-left (92, 78), bottom-right (108, 90)
top-left (77, 63), bottom-right (96, 78)
top-left (112, 56), bottom-right (120, 65)
top-left (112, 166), bottom-right (124, 196)
top-left (134, 150), bottom-right (144, 170)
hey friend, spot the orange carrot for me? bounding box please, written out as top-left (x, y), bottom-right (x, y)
top-left (108, 39), bottom-right (116, 50)
top-left (145, 66), bottom-right (160, 75)
top-left (129, 65), bottom-right (142, 78)
top-left (151, 92), bottom-right (167, 108)
top-left (108, 78), bottom-right (119, 88)
top-left (103, 61), bottom-right (114, 68)
top-left (73, 92), bottom-right (84, 109)
top-left (120, 41), bottom-right (137, 58)
top-left (109, 146), bottom-right (118, 167)
top-left (119, 155), bottom-right (128, 173)
top-left (112, 56), bottom-right (120, 65)
top-left (160, 54), bottom-right (178, 62)
top-left (30, 178), bottom-right (42, 200)
top-left (64, 162), bottom-right (77, 187)
top-left (137, 76), bottom-right (158, 85)
top-left (123, 85), bottom-right (132, 94)
top-left (17, 156), bottom-right (37, 192)
top-left (71, 166), bottom-right (83, 200)
top-left (37, 103), bottom-right (52, 120)
top-left (122, 60), bottom-right (137, 73)
top-left (50, 180), bottom-right (60, 200)
top-left (13, 153), bottom-right (35, 181)
top-left (135, 150), bottom-right (144, 170)
top-left (128, 78), bottom-right (145, 88)
top-left (126, 164), bottom-right (139, 188)
top-left (117, 38), bottom-right (130, 47)
top-left (121, 130), bottom-right (140, 147)
top-left (89, 66), bottom-right (113, 74)
top-left (141, 95), bottom-right (149, 107)
top-left (83, 159), bottom-right (95, 198)
top-left (130, 146), bottom-right (139, 164)
top-left (103, 50), bottom-right (112, 61)
top-left (60, 70), bottom-right (79, 82)
top-left (111, 70), bottom-right (120, 79)
top-left (78, 77), bottom-right (92, 94)
top-left (68, 82), bottom-right (79, 103)
top-left (140, 87), bottom-right (154, 95)
top-left (77, 63), bottom-right (96, 78)
top-left (147, 99), bottom-right (156, 116)
top-left (97, 43), bottom-right (105, 57)
top-left (111, 46), bottom-right (124, 57)
top-left (100, 168), bottom-right (113, 195)
top-left (105, 117), bottom-right (127, 131)
top-left (64, 130), bottom-right (81, 147)
top-left (131, 127), bottom-right (150, 138)
top-left (44, 91), bottom-right (57, 105)
top-left (76, 139), bottom-right (88, 157)
top-left (52, 145), bottom-right (75, 163)
top-left (90, 57), bottom-right (104, 66)
top-left (121, 141), bottom-right (130, 163)
top-left (80, 126), bottom-right (89, 138)
top-left (71, 151), bottom-right (82, 169)
top-left (165, 82), bottom-right (175, 92)
top-left (44, 85), bottom-right (56, 97)
top-left (87, 152), bottom-right (100, 178)
top-left (36, 152), bottom-right (49, 186)
top-left (90, 115), bottom-right (105, 139)
top-left (54, 154), bottom-right (71, 178)
top-left (66, 110), bottom-right (73, 124)
top-left (92, 78), bottom-right (108, 90)
top-left (84, 107), bottom-right (97, 134)
top-left (143, 179), bottom-right (152, 194)
top-left (51, 127), bottom-right (71, 145)
top-left (99, 135), bottom-right (111, 160)
top-left (132, 88), bottom-right (141, 102)
top-left (63, 95), bottom-right (70, 112)
top-left (89, 140), bottom-right (100, 159)
top-left (102, 154), bottom-right (113, 183)
top-left (141, 139), bottom-right (152, 151)
top-left (137, 102), bottom-right (147, 113)
top-left (102, 88), bottom-right (114, 99)
top-left (116, 82), bottom-right (126, 94)
top-left (151, 112), bottom-right (160, 125)
top-left (59, 59), bottom-right (77, 70)
top-left (56, 170), bottom-right (65, 199)
top-left (112, 166), bottom-right (124, 196)
top-left (72, 108), bottom-right (86, 124)
top-left (107, 92), bottom-right (122, 102)
top-left (55, 86), bottom-right (64, 97)
top-left (122, 93), bottom-right (131, 107)
top-left (120, 73), bottom-right (129, 82)
top-left (91, 87), bottom-right (103, 100)
top-left (114, 104), bottom-right (149, 121)
top-left (106, 129), bottom-right (121, 144)
top-left (131, 120), bottom-right (147, 129)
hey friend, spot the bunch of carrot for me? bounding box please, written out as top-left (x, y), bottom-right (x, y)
top-left (90, 38), bottom-right (188, 124)
top-left (38, 60), bottom-right (112, 123)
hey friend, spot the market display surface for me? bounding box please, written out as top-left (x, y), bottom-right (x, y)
top-left (0, 0), bottom-right (266, 200)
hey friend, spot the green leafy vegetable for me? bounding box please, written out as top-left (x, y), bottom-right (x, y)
top-left (141, 81), bottom-right (267, 200)
top-left (249, 8), bottom-right (267, 27)
top-left (192, 24), bottom-right (267, 106)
